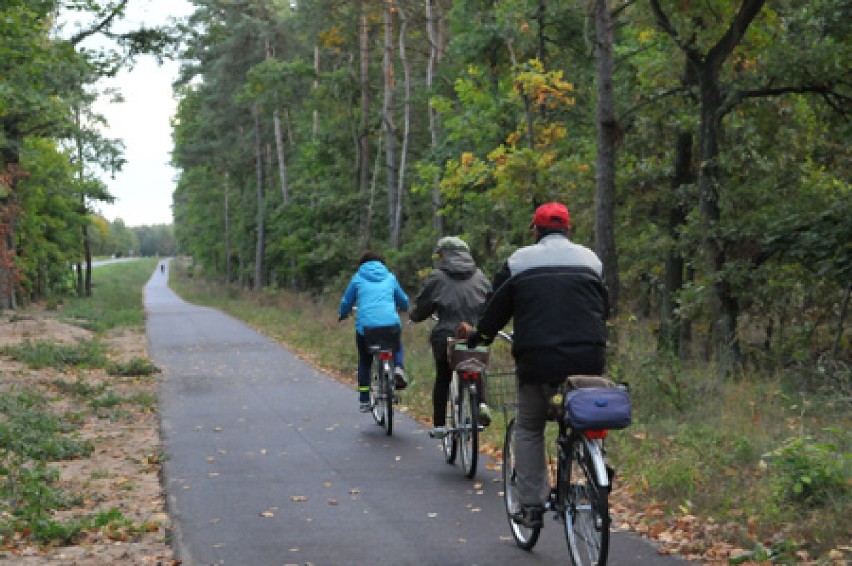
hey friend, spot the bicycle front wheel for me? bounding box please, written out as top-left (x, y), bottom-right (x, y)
top-left (561, 435), bottom-right (609, 566)
top-left (459, 383), bottom-right (479, 478)
top-left (442, 374), bottom-right (458, 464)
top-left (503, 419), bottom-right (541, 550)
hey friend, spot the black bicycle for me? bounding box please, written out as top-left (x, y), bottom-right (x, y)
top-left (363, 326), bottom-right (401, 436)
top-left (442, 338), bottom-right (490, 478)
top-left (498, 334), bottom-right (630, 565)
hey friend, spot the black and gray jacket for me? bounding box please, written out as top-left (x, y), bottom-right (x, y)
top-left (410, 249), bottom-right (492, 343)
top-left (477, 234), bottom-right (609, 383)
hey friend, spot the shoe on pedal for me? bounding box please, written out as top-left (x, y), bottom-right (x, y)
top-left (428, 426), bottom-right (448, 439)
top-left (359, 401), bottom-right (371, 413)
top-left (511, 505), bottom-right (544, 529)
top-left (393, 367), bottom-right (408, 390)
top-left (478, 403), bottom-right (492, 427)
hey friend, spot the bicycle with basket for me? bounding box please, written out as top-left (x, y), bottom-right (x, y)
top-left (441, 338), bottom-right (493, 478)
top-left (494, 332), bottom-right (632, 566)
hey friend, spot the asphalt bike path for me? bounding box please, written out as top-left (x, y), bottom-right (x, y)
top-left (145, 263), bottom-right (692, 565)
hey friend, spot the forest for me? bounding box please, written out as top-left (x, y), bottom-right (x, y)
top-left (1, 0), bottom-right (849, 371)
top-left (165, 0), bottom-right (849, 375)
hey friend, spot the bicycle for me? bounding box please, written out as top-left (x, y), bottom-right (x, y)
top-left (497, 334), bottom-right (631, 565)
top-left (441, 338), bottom-right (490, 478)
top-left (363, 325), bottom-right (401, 436)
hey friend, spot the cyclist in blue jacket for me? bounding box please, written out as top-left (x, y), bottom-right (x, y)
top-left (339, 251), bottom-right (410, 412)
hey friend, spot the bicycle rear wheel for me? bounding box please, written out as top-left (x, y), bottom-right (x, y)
top-left (503, 419), bottom-right (541, 550)
top-left (561, 435), bottom-right (609, 565)
top-left (442, 374), bottom-right (458, 463)
top-left (369, 355), bottom-right (385, 427)
top-left (383, 361), bottom-right (394, 436)
top-left (459, 383), bottom-right (479, 478)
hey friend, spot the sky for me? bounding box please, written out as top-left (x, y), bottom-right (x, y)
top-left (88, 0), bottom-right (195, 227)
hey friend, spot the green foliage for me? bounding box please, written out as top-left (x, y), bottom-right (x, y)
top-left (0, 390), bottom-right (93, 461)
top-left (763, 433), bottom-right (849, 506)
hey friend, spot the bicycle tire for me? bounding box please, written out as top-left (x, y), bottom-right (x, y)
top-left (503, 419), bottom-right (541, 550)
top-left (383, 360), bottom-right (393, 436)
top-left (562, 435), bottom-right (609, 566)
top-left (460, 383), bottom-right (478, 478)
top-left (442, 374), bottom-right (458, 463)
top-left (369, 355), bottom-right (385, 427)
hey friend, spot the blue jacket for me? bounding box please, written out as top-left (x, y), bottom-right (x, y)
top-left (339, 261), bottom-right (409, 334)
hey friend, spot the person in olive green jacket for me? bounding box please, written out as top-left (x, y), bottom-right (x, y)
top-left (409, 237), bottom-right (492, 439)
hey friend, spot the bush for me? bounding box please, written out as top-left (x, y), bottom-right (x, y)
top-left (763, 433), bottom-right (849, 505)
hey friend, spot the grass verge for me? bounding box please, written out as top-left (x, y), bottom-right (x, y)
top-left (0, 258), bottom-right (164, 551)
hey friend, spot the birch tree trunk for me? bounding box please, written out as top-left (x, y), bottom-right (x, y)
top-left (394, 5), bottom-right (411, 251)
top-left (593, 0), bottom-right (620, 313)
top-left (253, 102), bottom-right (265, 291)
top-left (384, 0), bottom-right (399, 249)
top-left (358, 0), bottom-right (372, 249)
top-left (273, 109), bottom-right (289, 204)
top-left (426, 0), bottom-right (443, 234)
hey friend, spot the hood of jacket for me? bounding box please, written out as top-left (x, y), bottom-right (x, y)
top-left (357, 260), bottom-right (391, 283)
top-left (438, 250), bottom-right (477, 280)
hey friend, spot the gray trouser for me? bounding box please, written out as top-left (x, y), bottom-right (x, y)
top-left (516, 381), bottom-right (562, 507)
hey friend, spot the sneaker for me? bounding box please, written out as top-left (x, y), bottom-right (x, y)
top-left (511, 505), bottom-right (544, 529)
top-left (478, 403), bottom-right (492, 427)
top-left (359, 401), bottom-right (371, 413)
top-left (393, 367), bottom-right (408, 390)
top-left (428, 426), bottom-right (448, 439)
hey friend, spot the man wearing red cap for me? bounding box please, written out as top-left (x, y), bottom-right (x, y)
top-left (467, 201), bottom-right (609, 529)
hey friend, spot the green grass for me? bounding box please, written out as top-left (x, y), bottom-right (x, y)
top-left (60, 258), bottom-right (158, 332)
top-left (0, 339), bottom-right (107, 369)
top-left (171, 258), bottom-right (850, 563)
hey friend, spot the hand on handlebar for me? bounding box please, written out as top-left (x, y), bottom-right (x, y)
top-left (466, 329), bottom-right (488, 349)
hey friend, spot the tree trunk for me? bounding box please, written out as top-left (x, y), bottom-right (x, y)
top-left (593, 0), bottom-right (620, 313)
top-left (273, 108), bottom-right (289, 204)
top-left (383, 0), bottom-right (399, 249)
top-left (426, 0), bottom-right (443, 234)
top-left (313, 44), bottom-right (320, 140)
top-left (660, 131), bottom-right (692, 353)
top-left (358, 0), bottom-right (372, 249)
top-left (253, 103), bottom-right (265, 291)
top-left (396, 4), bottom-right (411, 250)
top-left (650, 0), bottom-right (766, 373)
top-left (224, 172), bottom-right (231, 285)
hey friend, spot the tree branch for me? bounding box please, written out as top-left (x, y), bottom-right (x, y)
top-left (705, 0), bottom-right (765, 71)
top-left (720, 84), bottom-right (852, 119)
top-left (69, 0), bottom-right (130, 46)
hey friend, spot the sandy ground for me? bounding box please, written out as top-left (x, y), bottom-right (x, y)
top-left (0, 308), bottom-right (176, 565)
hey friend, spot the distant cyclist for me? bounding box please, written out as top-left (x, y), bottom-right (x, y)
top-left (409, 236), bottom-right (491, 439)
top-left (339, 251), bottom-right (410, 412)
top-left (467, 202), bottom-right (609, 528)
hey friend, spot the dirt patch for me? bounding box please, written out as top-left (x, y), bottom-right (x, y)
top-left (0, 308), bottom-right (175, 565)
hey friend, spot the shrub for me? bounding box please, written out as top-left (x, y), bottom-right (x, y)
top-left (763, 433), bottom-right (849, 506)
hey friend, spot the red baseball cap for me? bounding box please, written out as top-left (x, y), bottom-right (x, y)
top-left (531, 202), bottom-right (570, 229)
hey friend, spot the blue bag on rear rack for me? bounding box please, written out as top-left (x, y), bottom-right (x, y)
top-left (564, 387), bottom-right (632, 430)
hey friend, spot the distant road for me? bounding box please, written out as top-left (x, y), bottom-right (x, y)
top-left (91, 257), bottom-right (156, 267)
